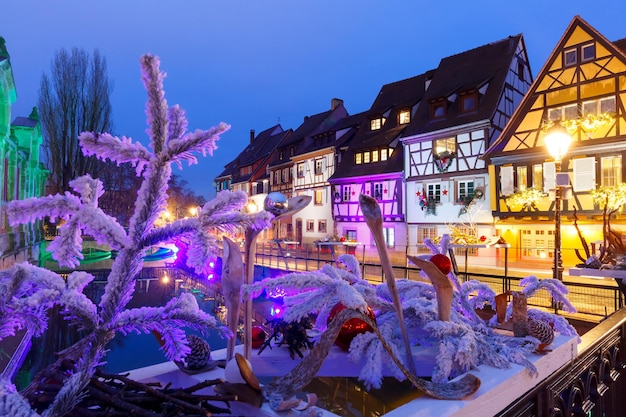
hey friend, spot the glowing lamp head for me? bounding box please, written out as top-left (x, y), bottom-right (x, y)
top-left (544, 120), bottom-right (572, 162)
top-left (161, 274), bottom-right (170, 284)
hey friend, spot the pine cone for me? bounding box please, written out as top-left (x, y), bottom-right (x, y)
top-left (528, 319), bottom-right (555, 346)
top-left (184, 335), bottom-right (212, 370)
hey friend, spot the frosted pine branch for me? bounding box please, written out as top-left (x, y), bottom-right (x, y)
top-left (167, 104), bottom-right (188, 145)
top-left (141, 54), bottom-right (168, 154)
top-left (8, 194), bottom-right (81, 225)
top-left (167, 124), bottom-right (230, 169)
top-left (79, 132), bottom-right (151, 175)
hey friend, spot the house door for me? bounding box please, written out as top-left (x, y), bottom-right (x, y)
top-left (296, 219), bottom-right (303, 244)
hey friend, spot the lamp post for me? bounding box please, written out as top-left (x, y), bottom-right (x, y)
top-left (544, 120), bottom-right (572, 282)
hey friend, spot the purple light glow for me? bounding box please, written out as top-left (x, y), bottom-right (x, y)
top-left (270, 305), bottom-right (282, 317)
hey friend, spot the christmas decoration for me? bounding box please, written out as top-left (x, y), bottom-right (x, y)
top-left (327, 302), bottom-right (376, 351)
top-left (251, 326), bottom-right (267, 349)
top-left (505, 187), bottom-right (546, 209)
top-left (433, 150), bottom-right (455, 172)
top-left (430, 253), bottom-right (453, 275)
top-left (183, 334), bottom-right (213, 370)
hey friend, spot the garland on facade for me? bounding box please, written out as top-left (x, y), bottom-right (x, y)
top-left (591, 183), bottom-right (626, 211)
top-left (505, 188), bottom-right (545, 210)
top-left (545, 111), bottom-right (616, 137)
top-left (433, 151), bottom-right (455, 173)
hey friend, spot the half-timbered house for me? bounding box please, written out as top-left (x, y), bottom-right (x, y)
top-left (329, 74), bottom-right (431, 251)
top-left (482, 16), bottom-right (626, 268)
top-left (402, 35), bottom-right (532, 258)
top-left (214, 124), bottom-right (290, 204)
top-left (268, 99), bottom-right (351, 244)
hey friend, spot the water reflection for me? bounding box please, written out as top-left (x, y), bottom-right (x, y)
top-left (15, 271), bottom-right (422, 416)
top-left (15, 276), bottom-right (228, 389)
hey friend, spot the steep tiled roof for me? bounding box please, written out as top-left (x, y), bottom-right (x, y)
top-left (330, 73), bottom-right (431, 180)
top-left (331, 125), bottom-right (405, 180)
top-left (268, 100), bottom-right (349, 167)
top-left (484, 16), bottom-right (626, 159)
top-left (403, 34), bottom-right (523, 137)
top-left (216, 124), bottom-right (288, 180)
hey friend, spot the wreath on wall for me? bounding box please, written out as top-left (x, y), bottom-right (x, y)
top-left (433, 151), bottom-right (456, 173)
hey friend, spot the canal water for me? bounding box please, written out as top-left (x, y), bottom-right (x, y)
top-left (14, 267), bottom-right (422, 416)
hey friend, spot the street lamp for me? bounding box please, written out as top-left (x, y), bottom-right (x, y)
top-left (544, 120), bottom-right (572, 281)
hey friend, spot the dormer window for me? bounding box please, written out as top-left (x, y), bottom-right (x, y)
top-left (370, 117), bottom-right (385, 130)
top-left (460, 92), bottom-right (477, 113)
top-left (398, 109), bottom-right (411, 124)
top-left (430, 100), bottom-right (446, 119)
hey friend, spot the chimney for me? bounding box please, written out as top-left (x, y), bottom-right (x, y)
top-left (250, 129), bottom-right (255, 144)
top-left (331, 98), bottom-right (344, 110)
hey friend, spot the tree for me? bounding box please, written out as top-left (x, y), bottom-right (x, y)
top-left (167, 174), bottom-right (206, 218)
top-left (38, 47), bottom-right (114, 195)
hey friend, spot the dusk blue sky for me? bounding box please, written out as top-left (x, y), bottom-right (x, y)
top-left (3, 1), bottom-right (626, 199)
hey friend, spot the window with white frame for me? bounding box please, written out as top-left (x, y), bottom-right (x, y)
top-left (601, 155), bottom-right (622, 187)
top-left (548, 104), bottom-right (578, 121)
top-left (457, 180), bottom-right (474, 203)
top-left (564, 48), bottom-right (577, 67)
top-left (318, 220), bottom-right (327, 233)
top-left (281, 168), bottom-right (288, 183)
top-left (426, 183), bottom-right (441, 203)
top-left (355, 153), bottom-right (362, 164)
top-left (383, 227), bottom-right (395, 248)
top-left (399, 109), bottom-right (411, 124)
top-left (306, 220), bottom-right (314, 232)
top-left (381, 148), bottom-right (388, 161)
top-left (372, 149), bottom-right (379, 163)
top-left (582, 96), bottom-right (616, 116)
top-left (363, 151), bottom-right (371, 164)
top-left (314, 189), bottom-right (323, 205)
top-left (373, 183), bottom-right (383, 200)
top-left (297, 163), bottom-right (305, 178)
top-left (314, 158), bottom-right (323, 175)
top-left (370, 117), bottom-right (385, 130)
top-left (582, 43), bottom-right (596, 62)
top-left (434, 137), bottom-right (455, 156)
top-left (417, 226), bottom-right (438, 253)
top-left (342, 185), bottom-right (351, 202)
top-left (274, 171), bottom-right (280, 184)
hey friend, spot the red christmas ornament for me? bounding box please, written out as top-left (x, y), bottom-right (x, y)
top-left (327, 303), bottom-right (376, 351)
top-left (340, 236), bottom-right (346, 242)
top-left (430, 253), bottom-right (452, 275)
top-left (251, 325), bottom-right (267, 349)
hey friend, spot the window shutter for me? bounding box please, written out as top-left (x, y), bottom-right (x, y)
top-left (500, 166), bottom-right (514, 195)
top-left (543, 162), bottom-right (556, 193)
top-left (573, 157), bottom-right (595, 191)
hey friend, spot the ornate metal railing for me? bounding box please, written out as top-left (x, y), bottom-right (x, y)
top-left (497, 307), bottom-right (626, 416)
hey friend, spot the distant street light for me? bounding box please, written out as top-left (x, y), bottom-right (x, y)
top-left (544, 120), bottom-right (572, 282)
